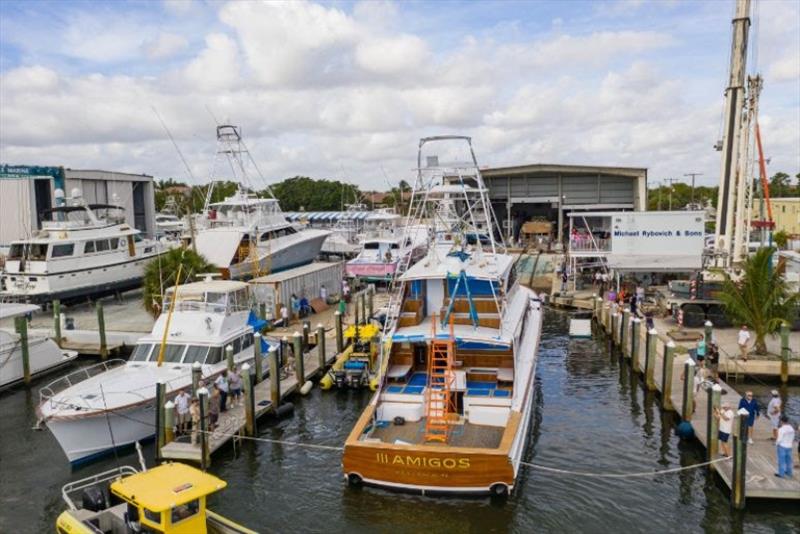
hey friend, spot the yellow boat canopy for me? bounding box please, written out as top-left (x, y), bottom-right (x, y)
top-left (344, 323), bottom-right (380, 340)
top-left (111, 463), bottom-right (227, 513)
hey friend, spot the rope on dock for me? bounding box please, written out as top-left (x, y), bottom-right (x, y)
top-left (519, 456), bottom-right (731, 478)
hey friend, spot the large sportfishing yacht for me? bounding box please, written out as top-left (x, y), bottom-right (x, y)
top-left (342, 136), bottom-right (543, 496)
top-left (191, 125), bottom-right (329, 279)
top-left (38, 280), bottom-right (271, 464)
top-left (0, 191), bottom-right (168, 303)
top-left (345, 225), bottom-right (427, 281)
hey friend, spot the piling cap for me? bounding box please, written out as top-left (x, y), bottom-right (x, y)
top-left (197, 387), bottom-right (209, 396)
top-left (254, 332), bottom-right (261, 338)
top-left (192, 361), bottom-right (201, 369)
top-left (712, 384), bottom-right (723, 392)
top-left (293, 331), bottom-right (301, 337)
top-left (737, 407), bottom-right (750, 416)
top-left (225, 345), bottom-right (233, 353)
top-left (164, 400), bottom-right (174, 409)
top-left (649, 328), bottom-right (658, 335)
top-left (317, 323), bottom-right (324, 329)
top-left (666, 340), bottom-right (676, 348)
top-left (686, 358), bottom-right (696, 367)
top-left (704, 320), bottom-right (713, 327)
top-left (335, 311), bottom-right (341, 316)
top-left (241, 363), bottom-right (250, 371)
top-left (282, 336), bottom-right (289, 342)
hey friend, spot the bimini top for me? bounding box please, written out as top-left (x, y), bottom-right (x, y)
top-left (400, 250), bottom-right (513, 282)
top-left (111, 463), bottom-right (226, 512)
top-left (166, 280), bottom-right (248, 298)
top-left (0, 303), bottom-right (40, 320)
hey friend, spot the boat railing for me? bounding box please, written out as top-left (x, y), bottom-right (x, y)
top-left (39, 359), bottom-right (127, 408)
top-left (62, 466), bottom-right (138, 510)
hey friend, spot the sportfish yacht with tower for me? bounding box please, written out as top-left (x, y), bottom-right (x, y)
top-left (343, 136), bottom-right (543, 496)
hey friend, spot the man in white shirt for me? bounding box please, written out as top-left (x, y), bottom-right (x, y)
top-left (215, 371), bottom-right (229, 412)
top-left (715, 402), bottom-right (734, 457)
top-left (737, 325), bottom-right (751, 361)
top-left (320, 285), bottom-right (328, 303)
top-left (775, 415), bottom-right (795, 478)
top-left (767, 390), bottom-right (782, 440)
top-left (174, 390), bottom-right (191, 435)
top-left (277, 304), bottom-right (289, 327)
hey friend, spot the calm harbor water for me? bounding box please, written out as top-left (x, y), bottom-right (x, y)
top-left (1, 309), bottom-right (798, 533)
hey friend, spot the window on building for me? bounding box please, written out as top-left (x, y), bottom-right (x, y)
top-left (51, 244), bottom-right (75, 258)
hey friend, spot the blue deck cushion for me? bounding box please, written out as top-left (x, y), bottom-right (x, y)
top-left (493, 389), bottom-right (511, 398)
top-left (409, 373), bottom-right (427, 386)
top-left (386, 385), bottom-right (404, 393)
top-left (466, 380), bottom-right (495, 390)
top-left (467, 389), bottom-right (491, 396)
top-left (344, 361), bottom-right (367, 370)
top-left (404, 385), bottom-right (425, 395)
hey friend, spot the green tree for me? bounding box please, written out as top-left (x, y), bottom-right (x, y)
top-left (773, 230), bottom-right (789, 249)
top-left (769, 172), bottom-right (791, 198)
top-left (719, 247), bottom-right (799, 354)
top-left (142, 248), bottom-right (216, 317)
top-left (268, 177), bottom-right (360, 211)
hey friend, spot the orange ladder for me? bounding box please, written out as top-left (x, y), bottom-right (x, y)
top-left (423, 316), bottom-right (456, 443)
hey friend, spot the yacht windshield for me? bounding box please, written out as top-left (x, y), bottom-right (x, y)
top-left (130, 343), bottom-right (153, 362)
top-left (183, 345), bottom-right (210, 365)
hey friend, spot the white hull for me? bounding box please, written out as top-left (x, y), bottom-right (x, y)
top-left (0, 335), bottom-right (78, 389)
top-left (228, 231), bottom-right (329, 279)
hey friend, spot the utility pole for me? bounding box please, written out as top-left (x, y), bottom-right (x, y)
top-left (684, 173), bottom-right (703, 205)
top-left (665, 178), bottom-right (680, 210)
top-left (655, 181), bottom-right (663, 211)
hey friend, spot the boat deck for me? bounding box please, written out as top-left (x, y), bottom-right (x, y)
top-left (368, 418), bottom-right (504, 449)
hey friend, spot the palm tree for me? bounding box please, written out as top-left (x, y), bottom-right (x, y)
top-left (142, 248), bottom-right (216, 317)
top-left (719, 247), bottom-right (798, 354)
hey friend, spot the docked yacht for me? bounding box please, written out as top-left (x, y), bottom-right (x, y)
top-left (342, 136), bottom-right (543, 496)
top-left (1, 192), bottom-right (168, 303)
top-left (38, 280), bottom-right (271, 464)
top-left (192, 125), bottom-right (329, 279)
top-left (0, 303), bottom-right (78, 389)
top-left (345, 225), bottom-right (428, 281)
top-left (154, 198), bottom-right (187, 240)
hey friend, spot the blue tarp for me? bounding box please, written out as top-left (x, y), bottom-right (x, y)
top-left (447, 276), bottom-right (498, 296)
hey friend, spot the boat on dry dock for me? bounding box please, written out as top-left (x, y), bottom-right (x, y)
top-left (342, 136), bottom-right (543, 496)
top-left (38, 279), bottom-right (272, 464)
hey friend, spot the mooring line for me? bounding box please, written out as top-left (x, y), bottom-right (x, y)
top-left (519, 456), bottom-right (731, 478)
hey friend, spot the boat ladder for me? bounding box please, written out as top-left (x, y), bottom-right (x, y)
top-left (423, 316), bottom-right (456, 443)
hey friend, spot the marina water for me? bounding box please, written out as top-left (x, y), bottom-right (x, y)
top-left (1, 309), bottom-right (797, 533)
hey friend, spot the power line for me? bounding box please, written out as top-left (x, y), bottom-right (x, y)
top-left (684, 173), bottom-right (703, 204)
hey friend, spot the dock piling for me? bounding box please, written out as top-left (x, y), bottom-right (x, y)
top-left (242, 363), bottom-right (256, 437)
top-left (317, 324), bottom-right (326, 373)
top-left (280, 337), bottom-right (289, 367)
top-left (226, 345), bottom-right (234, 371)
top-left (682, 358), bottom-right (696, 421)
top-left (335, 311), bottom-right (344, 353)
top-left (704, 320), bottom-right (713, 347)
top-left (14, 316), bottom-right (31, 385)
top-left (164, 400), bottom-right (175, 445)
top-left (780, 322), bottom-right (790, 384)
top-left (360, 292), bottom-right (367, 324)
top-left (293, 332), bottom-right (304, 381)
top-left (662, 341), bottom-right (676, 410)
top-left (645, 328), bottom-right (657, 390)
top-left (367, 285), bottom-right (374, 320)
top-left (731, 408), bottom-right (750, 509)
top-left (707, 383), bottom-right (722, 460)
top-left (53, 299), bottom-right (62, 347)
top-left (631, 318), bottom-right (641, 367)
top-left (191, 362), bottom-right (201, 397)
top-left (303, 320), bottom-right (310, 352)
top-left (96, 301), bottom-right (108, 360)
top-left (198, 387), bottom-right (210, 470)
top-left (268, 346), bottom-right (280, 409)
top-left (155, 381), bottom-right (166, 461)
top-left (621, 309), bottom-right (630, 356)
top-left (253, 333), bottom-right (263, 383)
top-left (259, 302), bottom-right (267, 323)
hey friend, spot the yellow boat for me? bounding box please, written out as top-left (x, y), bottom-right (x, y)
top-left (57, 462), bottom-right (256, 534)
top-left (319, 323), bottom-right (380, 390)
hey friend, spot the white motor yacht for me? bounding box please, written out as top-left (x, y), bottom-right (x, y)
top-left (1, 192), bottom-right (170, 303)
top-left (0, 303), bottom-right (78, 389)
top-left (38, 280), bottom-right (272, 464)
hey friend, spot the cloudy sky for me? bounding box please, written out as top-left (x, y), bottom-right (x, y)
top-left (0, 0), bottom-right (798, 190)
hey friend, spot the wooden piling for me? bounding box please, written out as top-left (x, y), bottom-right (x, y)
top-left (293, 332), bottom-right (304, 381)
top-left (226, 345), bottom-right (234, 371)
top-left (303, 320), bottom-right (310, 352)
top-left (780, 322), bottom-right (790, 384)
top-left (354, 298), bottom-right (360, 328)
top-left (280, 337), bottom-right (289, 368)
top-left (360, 292), bottom-right (367, 324)
top-left (191, 362), bottom-right (202, 397)
top-left (268, 346), bottom-right (280, 408)
top-left (198, 387), bottom-right (210, 470)
top-left (682, 358), bottom-right (696, 421)
top-left (707, 383), bottom-right (722, 460)
top-left (611, 313), bottom-right (619, 345)
top-left (164, 400), bottom-right (175, 445)
top-left (630, 318), bottom-right (641, 364)
top-left (335, 311), bottom-right (344, 353)
top-left (367, 286), bottom-right (374, 320)
top-left (53, 299), bottom-right (62, 347)
top-left (96, 301), bottom-right (108, 360)
top-left (704, 320), bottom-right (713, 347)
top-left (253, 333), bottom-right (263, 383)
top-left (317, 324), bottom-right (326, 373)
top-left (621, 309), bottom-right (630, 356)
top-left (645, 328), bottom-right (657, 390)
top-left (259, 302), bottom-right (267, 322)
top-left (155, 381), bottom-right (166, 461)
top-left (662, 340), bottom-right (676, 410)
top-left (731, 408), bottom-right (749, 510)
top-left (15, 316), bottom-right (31, 385)
top-left (242, 363), bottom-right (255, 436)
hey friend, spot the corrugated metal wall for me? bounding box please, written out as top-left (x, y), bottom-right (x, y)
top-left (486, 173), bottom-right (635, 205)
top-left (250, 262), bottom-right (344, 319)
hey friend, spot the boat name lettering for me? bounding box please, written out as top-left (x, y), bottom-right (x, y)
top-left (375, 453), bottom-right (470, 469)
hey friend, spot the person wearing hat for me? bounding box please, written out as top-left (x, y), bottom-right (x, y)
top-left (767, 390), bottom-right (782, 440)
top-left (714, 402), bottom-right (735, 457)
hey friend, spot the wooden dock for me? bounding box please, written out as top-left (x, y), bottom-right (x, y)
top-left (594, 300), bottom-right (800, 503)
top-left (160, 332), bottom-right (341, 462)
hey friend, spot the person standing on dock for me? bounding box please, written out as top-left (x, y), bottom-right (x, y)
top-left (768, 390), bottom-right (782, 441)
top-left (215, 371), bottom-right (229, 412)
top-left (707, 342), bottom-right (720, 381)
top-left (338, 296), bottom-right (347, 319)
top-left (190, 398), bottom-right (200, 444)
top-left (229, 367), bottom-right (243, 408)
top-left (277, 304), bottom-right (289, 328)
top-left (209, 385), bottom-right (221, 430)
top-left (715, 402), bottom-right (734, 457)
top-left (175, 389), bottom-right (191, 435)
top-left (320, 284), bottom-right (328, 303)
top-left (290, 294), bottom-right (300, 323)
top-left (738, 391), bottom-right (760, 444)
top-left (695, 337), bottom-right (707, 368)
top-left (775, 415), bottom-right (795, 478)
top-left (737, 325), bottom-right (751, 362)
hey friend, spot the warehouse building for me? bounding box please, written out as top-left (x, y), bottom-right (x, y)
top-left (0, 165), bottom-right (156, 247)
top-left (481, 163), bottom-right (648, 244)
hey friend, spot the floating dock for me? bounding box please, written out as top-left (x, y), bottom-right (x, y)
top-left (592, 299), bottom-right (800, 504)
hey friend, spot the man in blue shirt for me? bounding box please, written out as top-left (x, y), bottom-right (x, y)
top-left (738, 391), bottom-right (760, 444)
